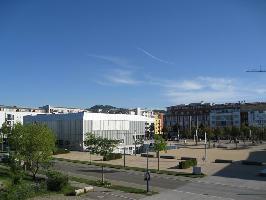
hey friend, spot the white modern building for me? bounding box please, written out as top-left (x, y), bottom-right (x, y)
top-left (24, 112), bottom-right (155, 154)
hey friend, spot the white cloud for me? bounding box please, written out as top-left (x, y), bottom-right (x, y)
top-left (137, 47), bottom-right (174, 65)
top-left (87, 54), bottom-right (133, 68)
top-left (102, 69), bottom-right (141, 85)
top-left (160, 76), bottom-right (266, 104)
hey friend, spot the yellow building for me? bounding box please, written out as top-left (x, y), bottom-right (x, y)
top-left (154, 113), bottom-right (164, 134)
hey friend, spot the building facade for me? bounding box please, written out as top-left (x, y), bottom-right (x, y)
top-left (165, 103), bottom-right (211, 131)
top-left (248, 111), bottom-right (266, 128)
top-left (210, 104), bottom-right (241, 128)
top-left (24, 112), bottom-right (155, 154)
top-left (154, 113), bottom-right (164, 134)
top-left (165, 102), bottom-right (266, 134)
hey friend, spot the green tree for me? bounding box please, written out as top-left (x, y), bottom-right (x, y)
top-left (231, 126), bottom-right (240, 149)
top-left (161, 126), bottom-right (169, 139)
top-left (153, 135), bottom-right (167, 171)
top-left (8, 123), bottom-right (56, 180)
top-left (1, 122), bottom-right (11, 152)
top-left (84, 133), bottom-right (119, 184)
top-left (213, 127), bottom-right (220, 139)
top-left (240, 124), bottom-right (250, 144)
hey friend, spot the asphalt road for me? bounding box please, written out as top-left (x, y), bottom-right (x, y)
top-left (53, 160), bottom-right (266, 200)
top-left (53, 160), bottom-right (188, 190)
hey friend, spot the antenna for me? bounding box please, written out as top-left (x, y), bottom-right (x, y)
top-left (246, 65), bottom-right (266, 72)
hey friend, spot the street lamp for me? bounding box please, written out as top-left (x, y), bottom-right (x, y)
top-left (144, 144), bottom-right (150, 193)
top-left (204, 132), bottom-right (207, 161)
top-left (123, 133), bottom-right (126, 168)
top-left (134, 130), bottom-right (137, 156)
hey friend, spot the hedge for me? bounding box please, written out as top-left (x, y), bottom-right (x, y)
top-left (179, 158), bottom-right (197, 169)
top-left (103, 153), bottom-right (122, 161)
top-left (46, 170), bottom-right (69, 192)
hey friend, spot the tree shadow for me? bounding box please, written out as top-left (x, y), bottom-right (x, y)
top-left (213, 150), bottom-right (266, 181)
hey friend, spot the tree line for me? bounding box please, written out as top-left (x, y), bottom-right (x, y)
top-left (162, 123), bottom-right (266, 142)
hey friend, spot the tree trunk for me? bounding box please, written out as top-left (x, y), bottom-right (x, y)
top-left (101, 159), bottom-right (104, 184)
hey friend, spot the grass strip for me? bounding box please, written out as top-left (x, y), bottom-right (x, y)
top-left (69, 176), bottom-right (157, 195)
top-left (54, 158), bottom-right (205, 178)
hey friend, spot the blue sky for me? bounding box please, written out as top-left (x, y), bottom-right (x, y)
top-left (0, 0), bottom-right (266, 109)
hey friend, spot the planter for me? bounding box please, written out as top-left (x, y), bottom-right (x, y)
top-left (193, 166), bottom-right (202, 175)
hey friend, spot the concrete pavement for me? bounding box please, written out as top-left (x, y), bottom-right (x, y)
top-left (143, 176), bottom-right (266, 200)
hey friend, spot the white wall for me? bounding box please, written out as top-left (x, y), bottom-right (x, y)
top-left (0, 111), bottom-right (42, 128)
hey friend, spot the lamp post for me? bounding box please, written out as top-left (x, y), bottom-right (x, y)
top-left (204, 132), bottom-right (207, 161)
top-left (123, 133), bottom-right (126, 168)
top-left (134, 130), bottom-right (137, 156)
top-left (146, 145), bottom-right (150, 193)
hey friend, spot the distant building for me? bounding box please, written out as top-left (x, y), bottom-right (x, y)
top-left (248, 111), bottom-right (266, 128)
top-left (0, 104), bottom-right (87, 129)
top-left (130, 108), bottom-right (155, 118)
top-left (154, 113), bottom-right (164, 134)
top-left (210, 104), bottom-right (241, 128)
top-left (165, 102), bottom-right (266, 134)
top-left (0, 105), bottom-right (47, 128)
top-left (165, 103), bottom-right (211, 132)
top-left (24, 112), bottom-right (155, 153)
top-left (40, 105), bottom-right (85, 114)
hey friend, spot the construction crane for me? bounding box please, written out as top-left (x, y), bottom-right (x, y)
top-left (246, 65), bottom-right (266, 72)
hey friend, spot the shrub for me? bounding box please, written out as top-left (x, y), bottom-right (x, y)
top-left (46, 170), bottom-right (68, 191)
top-left (103, 153), bottom-right (122, 161)
top-left (179, 158), bottom-right (197, 169)
top-left (1, 183), bottom-right (35, 200)
top-left (95, 180), bottom-right (111, 187)
top-left (53, 148), bottom-right (70, 155)
top-left (63, 184), bottom-right (76, 196)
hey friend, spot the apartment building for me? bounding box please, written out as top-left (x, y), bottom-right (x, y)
top-left (165, 102), bottom-right (266, 132)
top-left (165, 103), bottom-right (211, 131)
top-left (210, 104), bottom-right (241, 128)
top-left (154, 113), bottom-right (164, 134)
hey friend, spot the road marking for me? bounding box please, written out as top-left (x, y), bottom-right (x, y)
top-left (173, 189), bottom-right (235, 200)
